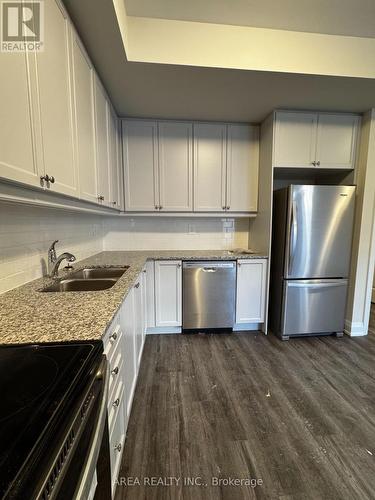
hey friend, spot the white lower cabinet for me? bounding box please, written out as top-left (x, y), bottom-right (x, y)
top-left (236, 259), bottom-right (267, 324)
top-left (155, 260), bottom-right (182, 327)
top-left (103, 275), bottom-right (146, 498)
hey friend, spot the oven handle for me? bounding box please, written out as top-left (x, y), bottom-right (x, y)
top-left (74, 358), bottom-right (109, 500)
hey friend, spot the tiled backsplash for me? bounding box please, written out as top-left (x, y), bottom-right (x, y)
top-left (0, 204), bottom-right (251, 294)
top-left (103, 217), bottom-right (250, 251)
top-left (0, 203), bottom-right (104, 294)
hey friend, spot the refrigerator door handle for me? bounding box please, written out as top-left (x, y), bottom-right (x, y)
top-left (287, 280), bottom-right (348, 288)
top-left (289, 200), bottom-right (297, 271)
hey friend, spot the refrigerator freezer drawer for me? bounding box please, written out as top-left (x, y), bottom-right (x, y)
top-left (281, 279), bottom-right (348, 337)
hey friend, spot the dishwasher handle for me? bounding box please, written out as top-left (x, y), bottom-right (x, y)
top-left (183, 261), bottom-right (236, 269)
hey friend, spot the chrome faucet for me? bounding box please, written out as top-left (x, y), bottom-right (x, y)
top-left (48, 240), bottom-right (76, 278)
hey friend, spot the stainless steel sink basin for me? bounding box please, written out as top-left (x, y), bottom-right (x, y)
top-left (69, 267), bottom-right (129, 280)
top-left (41, 278), bottom-right (118, 292)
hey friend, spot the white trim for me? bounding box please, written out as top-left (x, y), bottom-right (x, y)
top-left (233, 323), bottom-right (262, 332)
top-left (344, 320), bottom-right (367, 337)
top-left (146, 327), bottom-right (181, 334)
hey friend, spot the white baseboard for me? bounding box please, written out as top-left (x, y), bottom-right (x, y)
top-left (233, 323), bottom-right (262, 331)
top-left (344, 319), bottom-right (367, 337)
top-left (146, 326), bottom-right (182, 334)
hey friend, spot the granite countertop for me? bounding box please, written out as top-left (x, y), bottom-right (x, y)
top-left (0, 250), bottom-right (268, 346)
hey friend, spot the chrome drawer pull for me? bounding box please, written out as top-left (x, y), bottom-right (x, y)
top-left (110, 331), bottom-right (118, 341)
top-left (112, 398), bottom-right (120, 408)
top-left (111, 367), bottom-right (119, 375)
top-left (115, 443), bottom-right (122, 452)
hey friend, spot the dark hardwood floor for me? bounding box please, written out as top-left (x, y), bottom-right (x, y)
top-left (115, 331), bottom-right (375, 500)
top-left (369, 303), bottom-right (375, 334)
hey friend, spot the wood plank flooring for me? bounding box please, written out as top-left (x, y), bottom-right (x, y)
top-left (115, 331), bottom-right (375, 500)
top-left (369, 303), bottom-right (375, 334)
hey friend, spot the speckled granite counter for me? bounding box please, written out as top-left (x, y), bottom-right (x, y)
top-left (0, 250), bottom-right (267, 345)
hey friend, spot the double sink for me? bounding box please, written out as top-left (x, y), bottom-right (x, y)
top-left (41, 267), bottom-right (129, 292)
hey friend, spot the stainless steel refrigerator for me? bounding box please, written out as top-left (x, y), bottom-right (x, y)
top-left (270, 185), bottom-right (355, 340)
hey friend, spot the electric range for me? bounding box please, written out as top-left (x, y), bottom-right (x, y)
top-left (0, 340), bottom-right (106, 499)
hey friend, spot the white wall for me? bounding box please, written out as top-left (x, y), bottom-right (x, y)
top-left (104, 216), bottom-right (250, 251)
top-left (0, 203), bottom-right (104, 294)
top-left (345, 109), bottom-right (375, 336)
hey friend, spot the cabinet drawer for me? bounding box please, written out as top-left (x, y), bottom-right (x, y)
top-left (108, 378), bottom-right (124, 434)
top-left (108, 348), bottom-right (123, 403)
top-left (109, 399), bottom-right (125, 497)
top-left (103, 319), bottom-right (122, 360)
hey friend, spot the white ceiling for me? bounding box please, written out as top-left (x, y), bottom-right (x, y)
top-left (62, 0), bottom-right (375, 122)
top-left (125, 0), bottom-right (375, 38)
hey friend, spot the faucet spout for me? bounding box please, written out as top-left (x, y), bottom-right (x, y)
top-left (47, 241), bottom-right (76, 278)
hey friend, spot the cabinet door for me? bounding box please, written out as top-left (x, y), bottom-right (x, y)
top-left (36, 0), bottom-right (78, 196)
top-left (158, 122), bottom-right (193, 211)
top-left (108, 106), bottom-right (121, 209)
top-left (116, 119), bottom-right (125, 211)
top-left (121, 290), bottom-right (136, 420)
top-left (146, 260), bottom-right (156, 329)
top-left (94, 76), bottom-right (110, 206)
top-left (71, 31), bottom-right (98, 203)
top-left (227, 124), bottom-right (259, 212)
top-left (133, 278), bottom-right (144, 369)
top-left (236, 259), bottom-right (267, 323)
top-left (316, 114), bottom-right (359, 169)
top-left (193, 123), bottom-right (227, 212)
top-left (122, 120), bottom-right (159, 211)
top-left (0, 49), bottom-right (42, 187)
top-left (155, 261), bottom-right (182, 327)
top-left (274, 111), bottom-right (317, 168)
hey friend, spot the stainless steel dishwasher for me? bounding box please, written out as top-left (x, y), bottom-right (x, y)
top-left (182, 261), bottom-right (236, 330)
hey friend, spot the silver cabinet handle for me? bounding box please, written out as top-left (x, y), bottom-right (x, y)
top-left (177, 263), bottom-right (182, 268)
top-left (311, 161), bottom-right (316, 166)
top-left (222, 206), bottom-right (226, 210)
top-left (159, 205), bottom-right (163, 210)
top-left (143, 269), bottom-right (146, 273)
top-left (112, 398), bottom-right (120, 408)
top-left (155, 205), bottom-right (158, 210)
top-left (41, 174), bottom-right (55, 183)
top-left (112, 201), bottom-right (117, 205)
top-left (98, 195), bottom-right (104, 201)
top-left (226, 206), bottom-right (230, 210)
top-left (110, 331), bottom-right (118, 341)
top-left (115, 443), bottom-right (122, 452)
top-left (316, 161), bottom-right (320, 166)
top-left (134, 282), bottom-right (140, 288)
top-left (111, 366), bottom-right (119, 375)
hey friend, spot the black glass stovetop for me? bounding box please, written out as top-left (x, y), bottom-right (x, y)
top-left (0, 341), bottom-right (102, 498)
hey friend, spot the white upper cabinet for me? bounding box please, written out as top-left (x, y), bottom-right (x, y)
top-left (227, 124), bottom-right (259, 212)
top-left (274, 111), bottom-right (317, 168)
top-left (122, 120), bottom-right (159, 211)
top-left (0, 49), bottom-right (41, 187)
top-left (315, 113), bottom-right (360, 169)
top-left (236, 259), bottom-right (267, 324)
top-left (36, 0), bottom-right (78, 197)
top-left (158, 122), bottom-right (193, 211)
top-left (116, 119), bottom-right (125, 211)
top-left (155, 261), bottom-right (182, 327)
top-left (273, 111), bottom-right (360, 169)
top-left (193, 123), bottom-right (227, 212)
top-left (108, 106), bottom-right (121, 209)
top-left (94, 76), bottom-right (110, 206)
top-left (71, 31), bottom-right (97, 204)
